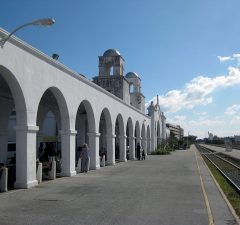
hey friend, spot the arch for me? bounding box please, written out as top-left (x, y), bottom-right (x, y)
top-left (76, 99), bottom-right (95, 133)
top-left (135, 121), bottom-right (141, 160)
top-left (0, 66), bottom-right (27, 125)
top-left (126, 117), bottom-right (134, 160)
top-left (126, 117), bottom-right (133, 138)
top-left (75, 100), bottom-right (96, 170)
top-left (115, 113), bottom-right (125, 162)
top-left (115, 114), bottom-right (124, 136)
top-left (157, 120), bottom-right (161, 146)
top-left (98, 108), bottom-right (112, 135)
top-left (141, 123), bottom-right (146, 140)
top-left (141, 123), bottom-right (146, 154)
top-left (135, 121), bottom-right (140, 140)
top-left (147, 125), bottom-right (151, 154)
top-left (0, 66), bottom-right (28, 189)
top-left (36, 87), bottom-right (70, 131)
top-left (98, 107), bottom-right (113, 165)
top-left (129, 83), bottom-right (134, 93)
top-left (36, 87), bottom-right (71, 178)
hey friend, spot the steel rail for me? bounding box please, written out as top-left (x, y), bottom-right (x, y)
top-left (196, 145), bottom-right (240, 193)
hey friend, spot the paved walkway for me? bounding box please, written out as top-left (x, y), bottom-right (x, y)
top-left (0, 146), bottom-right (237, 225)
top-left (201, 144), bottom-right (240, 160)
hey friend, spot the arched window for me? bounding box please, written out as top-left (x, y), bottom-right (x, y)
top-left (129, 83), bottom-right (134, 93)
top-left (110, 66), bottom-right (113, 75)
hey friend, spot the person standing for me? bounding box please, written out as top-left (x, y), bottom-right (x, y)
top-left (142, 149), bottom-right (146, 160)
top-left (80, 143), bottom-right (90, 172)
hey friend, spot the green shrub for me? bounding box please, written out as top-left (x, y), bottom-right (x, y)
top-left (151, 150), bottom-right (170, 155)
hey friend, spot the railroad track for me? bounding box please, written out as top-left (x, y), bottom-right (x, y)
top-left (207, 143), bottom-right (240, 150)
top-left (195, 144), bottom-right (240, 193)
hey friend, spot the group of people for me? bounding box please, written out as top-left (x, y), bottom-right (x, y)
top-left (37, 142), bottom-right (146, 175)
top-left (136, 143), bottom-right (145, 160)
top-left (38, 142), bottom-right (61, 173)
top-left (116, 142), bottom-right (146, 160)
top-left (38, 142), bottom-right (57, 162)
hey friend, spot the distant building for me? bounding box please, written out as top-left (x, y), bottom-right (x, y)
top-left (166, 123), bottom-right (184, 140)
top-left (234, 135), bottom-right (240, 144)
top-left (208, 132), bottom-right (214, 141)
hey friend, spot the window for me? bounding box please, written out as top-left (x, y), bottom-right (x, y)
top-left (110, 66), bottom-right (113, 75)
top-left (129, 83), bottom-right (134, 93)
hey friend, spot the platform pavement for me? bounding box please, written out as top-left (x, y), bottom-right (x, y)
top-left (200, 144), bottom-right (240, 160)
top-left (0, 146), bottom-right (238, 225)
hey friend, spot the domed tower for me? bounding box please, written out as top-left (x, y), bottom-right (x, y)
top-left (99, 49), bottom-right (124, 76)
top-left (93, 49), bottom-right (130, 103)
top-left (125, 72), bottom-right (145, 112)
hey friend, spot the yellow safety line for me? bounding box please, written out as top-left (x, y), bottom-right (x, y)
top-left (194, 149), bottom-right (215, 225)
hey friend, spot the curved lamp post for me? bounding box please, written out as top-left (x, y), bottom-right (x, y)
top-left (0, 18), bottom-right (55, 48)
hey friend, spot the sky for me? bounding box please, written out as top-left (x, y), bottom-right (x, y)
top-left (1, 0), bottom-right (240, 139)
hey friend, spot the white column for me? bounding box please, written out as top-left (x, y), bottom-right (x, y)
top-left (0, 131), bottom-right (8, 164)
top-left (88, 132), bottom-right (100, 170)
top-left (119, 135), bottom-right (127, 162)
top-left (129, 136), bottom-right (135, 160)
top-left (60, 129), bottom-right (77, 177)
top-left (14, 125), bottom-right (39, 189)
top-left (106, 133), bottom-right (115, 165)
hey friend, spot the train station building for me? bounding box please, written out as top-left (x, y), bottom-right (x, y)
top-left (0, 27), bottom-right (168, 189)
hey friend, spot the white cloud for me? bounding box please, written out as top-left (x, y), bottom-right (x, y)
top-left (217, 56), bottom-right (232, 62)
top-left (230, 116), bottom-right (240, 125)
top-left (146, 67), bottom-right (240, 113)
top-left (218, 53), bottom-right (240, 65)
top-left (225, 104), bottom-right (240, 115)
top-left (166, 115), bottom-right (225, 138)
top-left (173, 115), bottom-right (186, 121)
top-left (195, 111), bottom-right (207, 116)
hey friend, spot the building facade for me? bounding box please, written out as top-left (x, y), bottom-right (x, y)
top-left (0, 28), bottom-right (167, 189)
top-left (166, 123), bottom-right (184, 140)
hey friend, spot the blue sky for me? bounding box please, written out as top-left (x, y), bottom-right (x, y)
top-left (1, 0), bottom-right (240, 138)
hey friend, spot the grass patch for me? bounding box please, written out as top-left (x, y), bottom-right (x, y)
top-left (202, 155), bottom-right (240, 217)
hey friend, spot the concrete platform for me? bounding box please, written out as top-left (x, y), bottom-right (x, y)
top-left (201, 144), bottom-right (240, 160)
top-left (0, 146), bottom-right (238, 225)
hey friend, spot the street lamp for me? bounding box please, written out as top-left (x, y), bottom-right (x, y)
top-left (0, 18), bottom-right (55, 48)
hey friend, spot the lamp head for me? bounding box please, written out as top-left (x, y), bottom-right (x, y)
top-left (33, 18), bottom-right (55, 26)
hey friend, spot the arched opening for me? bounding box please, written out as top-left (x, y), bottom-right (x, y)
top-left (126, 117), bottom-right (134, 160)
top-left (99, 108), bottom-right (112, 165)
top-left (147, 125), bottom-right (151, 154)
top-left (129, 83), bottom-right (134, 93)
top-left (115, 114), bottom-right (125, 162)
top-left (36, 87), bottom-right (70, 179)
top-left (141, 123), bottom-right (146, 154)
top-left (0, 66), bottom-right (27, 189)
top-left (110, 66), bottom-right (114, 76)
top-left (75, 100), bottom-right (95, 171)
top-left (134, 121), bottom-right (140, 159)
top-left (157, 121), bottom-right (161, 147)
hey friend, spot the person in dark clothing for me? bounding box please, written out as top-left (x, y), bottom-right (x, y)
top-left (142, 149), bottom-right (146, 160)
top-left (76, 146), bottom-right (82, 166)
top-left (38, 142), bottom-right (44, 159)
top-left (136, 143), bottom-right (141, 160)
